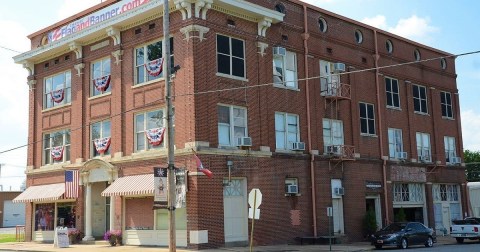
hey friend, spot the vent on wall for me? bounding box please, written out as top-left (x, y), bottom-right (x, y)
top-left (149, 23), bottom-right (155, 30)
top-left (135, 28), bottom-right (142, 35)
top-left (227, 19), bottom-right (235, 28)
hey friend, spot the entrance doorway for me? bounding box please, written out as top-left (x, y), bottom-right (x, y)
top-left (223, 178), bottom-right (247, 246)
top-left (91, 182), bottom-right (109, 238)
top-left (365, 195), bottom-right (382, 230)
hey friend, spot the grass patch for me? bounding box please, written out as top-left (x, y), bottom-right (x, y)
top-left (0, 234), bottom-right (18, 243)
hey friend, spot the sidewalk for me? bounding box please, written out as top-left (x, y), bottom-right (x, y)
top-left (0, 236), bottom-right (454, 252)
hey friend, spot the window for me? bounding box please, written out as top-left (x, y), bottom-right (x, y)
top-left (320, 60), bottom-right (340, 96)
top-left (318, 17), bottom-right (327, 33)
top-left (385, 77), bottom-right (400, 108)
top-left (433, 184), bottom-right (459, 202)
top-left (388, 128), bottom-right (403, 159)
top-left (35, 203), bottom-right (55, 231)
top-left (413, 84), bottom-right (428, 114)
top-left (273, 50), bottom-right (297, 88)
top-left (135, 37), bottom-right (174, 85)
top-left (44, 70), bottom-right (71, 109)
top-left (323, 118), bottom-right (344, 152)
top-left (135, 109), bottom-right (165, 151)
top-left (285, 178), bottom-right (299, 194)
top-left (386, 39), bottom-right (393, 53)
top-left (416, 132), bottom-right (431, 162)
top-left (275, 112), bottom-right (299, 150)
top-left (414, 49), bottom-right (421, 61)
top-left (393, 183), bottom-right (424, 203)
top-left (91, 120), bottom-right (111, 157)
top-left (217, 105), bottom-right (247, 147)
top-left (440, 58), bottom-right (447, 69)
top-left (91, 57), bottom-right (111, 96)
top-left (444, 136), bottom-right (457, 163)
top-left (56, 202), bottom-right (76, 228)
top-left (359, 102), bottom-right (375, 135)
top-left (354, 29), bottom-right (363, 44)
top-left (43, 129), bottom-right (70, 165)
top-left (275, 3), bottom-right (286, 14)
top-left (441, 91), bottom-right (453, 118)
top-left (216, 34), bottom-right (245, 78)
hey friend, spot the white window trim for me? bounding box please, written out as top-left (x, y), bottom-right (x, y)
top-left (441, 91), bottom-right (454, 119)
top-left (323, 118), bottom-right (344, 153)
top-left (416, 132), bottom-right (431, 162)
top-left (43, 70), bottom-right (72, 109)
top-left (134, 38), bottom-right (173, 86)
top-left (43, 129), bottom-right (71, 165)
top-left (217, 104), bottom-right (248, 148)
top-left (216, 34), bottom-right (246, 79)
top-left (91, 57), bottom-right (111, 97)
top-left (413, 84), bottom-right (429, 114)
top-left (134, 108), bottom-right (167, 152)
top-left (275, 112), bottom-right (300, 151)
top-left (444, 136), bottom-right (457, 164)
top-left (385, 76), bottom-right (401, 109)
top-left (359, 102), bottom-right (376, 136)
top-left (273, 50), bottom-right (298, 89)
top-left (91, 120), bottom-right (111, 157)
top-left (388, 128), bottom-right (403, 159)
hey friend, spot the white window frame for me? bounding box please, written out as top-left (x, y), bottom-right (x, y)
top-left (393, 183), bottom-right (424, 203)
top-left (91, 120), bottom-right (111, 157)
top-left (217, 104), bottom-right (248, 147)
top-left (444, 136), bottom-right (457, 163)
top-left (359, 102), bottom-right (376, 135)
top-left (388, 128), bottom-right (403, 159)
top-left (135, 109), bottom-right (166, 152)
top-left (273, 50), bottom-right (298, 88)
top-left (216, 34), bottom-right (246, 79)
top-left (91, 57), bottom-right (111, 96)
top-left (43, 129), bottom-right (70, 165)
top-left (134, 38), bottom-right (174, 85)
top-left (441, 91), bottom-right (454, 119)
top-left (433, 184), bottom-right (459, 202)
top-left (416, 132), bottom-right (431, 162)
top-left (320, 60), bottom-right (340, 96)
top-left (413, 84), bottom-right (428, 114)
top-left (323, 118), bottom-right (344, 152)
top-left (44, 70), bottom-right (72, 109)
top-left (275, 112), bottom-right (300, 150)
top-left (385, 77), bottom-right (400, 109)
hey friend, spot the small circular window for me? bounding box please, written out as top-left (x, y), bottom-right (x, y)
top-left (414, 49), bottom-right (421, 61)
top-left (318, 17), bottom-right (328, 33)
top-left (386, 39), bottom-right (393, 54)
top-left (440, 58), bottom-right (447, 69)
top-left (355, 30), bottom-right (363, 44)
top-left (275, 3), bottom-right (286, 14)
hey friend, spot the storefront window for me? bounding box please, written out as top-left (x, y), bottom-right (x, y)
top-left (125, 197), bottom-right (154, 230)
top-left (57, 202), bottom-right (76, 228)
top-left (156, 208), bottom-right (186, 230)
top-left (35, 203), bottom-right (55, 231)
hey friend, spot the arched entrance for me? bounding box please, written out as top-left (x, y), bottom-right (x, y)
top-left (80, 159), bottom-right (118, 241)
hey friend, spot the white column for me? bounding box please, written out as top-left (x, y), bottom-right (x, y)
top-left (109, 196), bottom-right (115, 230)
top-left (83, 183), bottom-right (95, 241)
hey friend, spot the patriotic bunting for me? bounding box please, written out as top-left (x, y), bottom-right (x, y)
top-left (51, 89), bottom-right (65, 103)
top-left (93, 75), bottom-right (111, 92)
top-left (145, 58), bottom-right (164, 77)
top-left (145, 127), bottom-right (166, 146)
top-left (192, 151), bottom-right (213, 178)
top-left (94, 137), bottom-right (111, 154)
top-left (51, 146), bottom-right (64, 161)
top-left (65, 170), bottom-right (79, 198)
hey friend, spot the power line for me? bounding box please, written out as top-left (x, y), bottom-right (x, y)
top-left (0, 45), bottom-right (22, 54)
top-left (1, 49), bottom-right (480, 155)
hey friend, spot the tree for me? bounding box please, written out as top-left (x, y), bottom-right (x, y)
top-left (363, 209), bottom-right (378, 237)
top-left (20, 179), bottom-right (26, 191)
top-left (395, 207), bottom-right (407, 222)
top-left (464, 150), bottom-right (480, 182)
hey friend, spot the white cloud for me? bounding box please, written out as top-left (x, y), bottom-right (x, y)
top-left (361, 15), bottom-right (388, 30)
top-left (461, 109), bottom-right (480, 151)
top-left (57, 0), bottom-right (101, 20)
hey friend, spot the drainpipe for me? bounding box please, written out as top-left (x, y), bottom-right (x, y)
top-left (373, 30), bottom-right (390, 225)
top-left (302, 4), bottom-right (317, 237)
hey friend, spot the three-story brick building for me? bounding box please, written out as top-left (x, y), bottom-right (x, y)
top-left (13, 0), bottom-right (466, 249)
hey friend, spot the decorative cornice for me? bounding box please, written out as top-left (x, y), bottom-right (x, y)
top-left (106, 26), bottom-right (121, 46)
top-left (74, 63), bottom-right (85, 76)
top-left (258, 17), bottom-right (272, 37)
top-left (174, 0), bottom-right (193, 20)
top-left (112, 50), bottom-right (124, 65)
top-left (180, 24), bottom-right (210, 42)
top-left (69, 42), bottom-right (83, 59)
top-left (256, 42), bottom-right (268, 57)
top-left (22, 61), bottom-right (34, 76)
top-left (27, 80), bottom-right (37, 91)
top-left (195, 0), bottom-right (212, 20)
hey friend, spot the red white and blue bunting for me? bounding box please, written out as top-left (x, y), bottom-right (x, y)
top-left (145, 58), bottom-right (164, 77)
top-left (93, 75), bottom-right (111, 92)
top-left (94, 137), bottom-right (111, 154)
top-left (51, 89), bottom-right (65, 103)
top-left (145, 127), bottom-right (166, 146)
top-left (51, 146), bottom-right (64, 161)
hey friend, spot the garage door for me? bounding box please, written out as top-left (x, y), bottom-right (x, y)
top-left (3, 200), bottom-right (25, 227)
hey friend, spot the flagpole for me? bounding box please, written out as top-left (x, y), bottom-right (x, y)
top-left (163, 0), bottom-right (176, 251)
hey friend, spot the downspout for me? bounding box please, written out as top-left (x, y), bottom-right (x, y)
top-left (374, 30), bottom-right (390, 224)
top-left (302, 4), bottom-right (317, 237)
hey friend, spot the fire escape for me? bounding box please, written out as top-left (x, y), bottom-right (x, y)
top-left (321, 62), bottom-right (355, 168)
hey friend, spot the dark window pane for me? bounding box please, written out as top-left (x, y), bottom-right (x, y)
top-left (413, 85), bottom-right (419, 98)
top-left (393, 94), bottom-right (400, 107)
top-left (218, 54), bottom-right (230, 74)
top-left (367, 104), bottom-right (374, 117)
top-left (442, 104), bottom-right (447, 116)
top-left (420, 87), bottom-right (427, 99)
top-left (359, 103), bottom-right (366, 118)
top-left (231, 39), bottom-right (244, 58)
top-left (368, 119), bottom-right (375, 134)
top-left (392, 80), bottom-right (399, 93)
top-left (217, 106), bottom-right (230, 124)
top-left (385, 79), bottom-right (391, 92)
top-left (448, 108), bottom-right (453, 118)
top-left (446, 93), bottom-right (451, 104)
top-left (170, 37), bottom-right (174, 54)
top-left (360, 119), bottom-right (367, 133)
top-left (414, 99), bottom-right (420, 111)
top-left (440, 92), bottom-right (446, 104)
top-left (217, 35), bottom-right (230, 54)
top-left (232, 58), bottom-right (245, 77)
top-left (147, 42), bottom-right (162, 61)
top-left (387, 94), bottom-right (393, 106)
top-left (421, 100), bottom-right (427, 113)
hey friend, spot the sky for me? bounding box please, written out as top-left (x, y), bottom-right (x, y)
top-left (0, 0), bottom-right (479, 190)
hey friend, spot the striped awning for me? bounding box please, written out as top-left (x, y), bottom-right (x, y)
top-left (101, 174), bottom-right (154, 196)
top-left (13, 183), bottom-right (65, 203)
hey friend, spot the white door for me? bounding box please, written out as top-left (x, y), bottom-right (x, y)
top-left (3, 200), bottom-right (25, 227)
top-left (223, 179), bottom-right (247, 243)
top-left (442, 205), bottom-right (451, 233)
top-left (332, 198), bottom-right (344, 234)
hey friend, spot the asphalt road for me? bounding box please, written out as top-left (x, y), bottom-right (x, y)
top-left (376, 240), bottom-right (480, 252)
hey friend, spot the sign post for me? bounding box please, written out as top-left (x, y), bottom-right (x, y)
top-left (327, 207), bottom-right (333, 251)
top-left (248, 188), bottom-right (262, 252)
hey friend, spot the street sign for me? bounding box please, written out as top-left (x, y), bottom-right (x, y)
top-left (248, 188), bottom-right (262, 209)
top-left (248, 208), bottom-right (260, 219)
top-left (327, 207), bottom-right (333, 217)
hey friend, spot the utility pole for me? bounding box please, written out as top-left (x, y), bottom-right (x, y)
top-left (163, 0), bottom-right (176, 251)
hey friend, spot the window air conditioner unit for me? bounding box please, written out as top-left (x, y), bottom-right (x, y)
top-left (287, 184), bottom-right (299, 194)
top-left (273, 46), bottom-right (286, 56)
top-left (333, 62), bottom-right (346, 73)
top-left (292, 142), bottom-right (306, 151)
top-left (327, 145), bottom-right (340, 154)
top-left (396, 152), bottom-right (408, 160)
top-left (334, 187), bottom-right (345, 195)
top-left (237, 137), bottom-right (252, 147)
top-left (450, 157), bottom-right (461, 164)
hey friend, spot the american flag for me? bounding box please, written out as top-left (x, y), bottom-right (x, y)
top-left (65, 170), bottom-right (79, 198)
